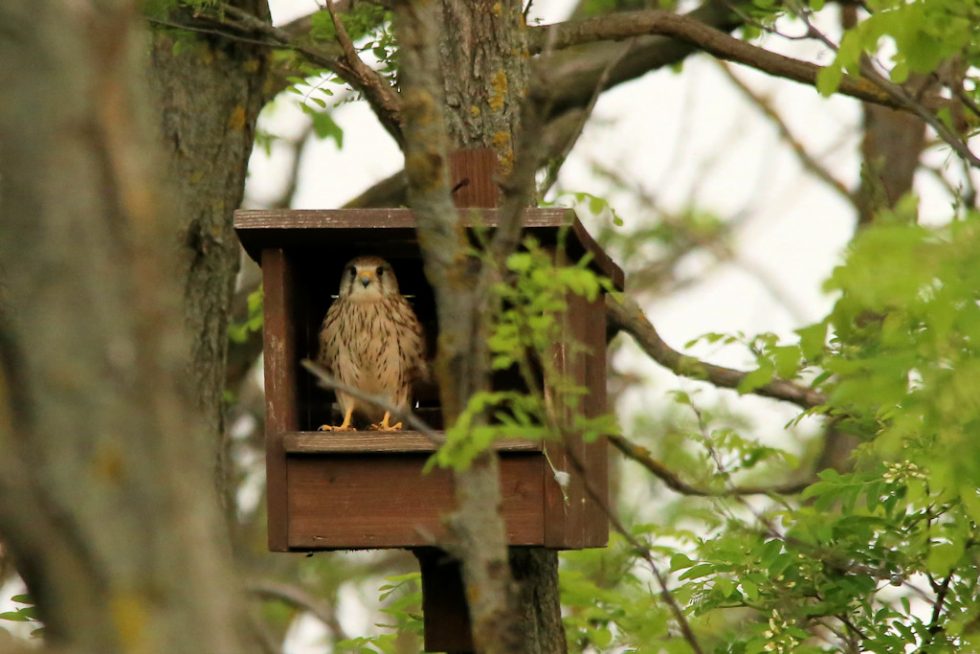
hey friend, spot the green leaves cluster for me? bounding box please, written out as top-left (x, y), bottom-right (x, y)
top-left (0, 594), bottom-right (42, 638)
top-left (817, 0), bottom-right (980, 96)
top-left (227, 287), bottom-right (263, 344)
top-left (335, 573), bottom-right (423, 654)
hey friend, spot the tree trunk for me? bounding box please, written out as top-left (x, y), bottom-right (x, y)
top-left (0, 1), bottom-right (259, 652)
top-left (399, 1), bottom-right (567, 650)
top-left (148, 0), bottom-right (270, 506)
top-left (437, 3), bottom-right (566, 647)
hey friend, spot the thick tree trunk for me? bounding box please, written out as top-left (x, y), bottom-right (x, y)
top-left (148, 0), bottom-right (270, 504)
top-left (0, 2), bottom-right (259, 652)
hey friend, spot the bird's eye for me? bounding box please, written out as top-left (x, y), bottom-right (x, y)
top-left (376, 266), bottom-right (385, 277)
top-left (348, 266), bottom-right (356, 277)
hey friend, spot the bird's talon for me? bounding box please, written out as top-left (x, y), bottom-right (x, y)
top-left (317, 424), bottom-right (357, 432)
top-left (369, 421), bottom-right (404, 432)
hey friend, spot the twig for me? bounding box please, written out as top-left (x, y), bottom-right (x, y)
top-left (609, 434), bottom-right (812, 496)
top-left (922, 572), bottom-right (953, 649)
top-left (716, 61), bottom-right (857, 209)
top-left (324, 0), bottom-right (404, 145)
top-left (563, 444), bottom-right (705, 654)
top-left (605, 293), bottom-right (827, 409)
top-left (300, 359), bottom-right (443, 443)
top-left (538, 39), bottom-right (635, 198)
top-left (165, 3), bottom-right (404, 142)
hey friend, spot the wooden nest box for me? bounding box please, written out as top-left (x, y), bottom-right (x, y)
top-left (235, 199), bottom-right (623, 553)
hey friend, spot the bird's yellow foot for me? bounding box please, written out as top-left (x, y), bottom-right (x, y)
top-left (317, 424), bottom-right (357, 432)
top-left (370, 412), bottom-right (404, 432)
top-left (318, 408), bottom-right (355, 431)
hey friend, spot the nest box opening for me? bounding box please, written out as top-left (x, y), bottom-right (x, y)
top-left (289, 249), bottom-right (443, 431)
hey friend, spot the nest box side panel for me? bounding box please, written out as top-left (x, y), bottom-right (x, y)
top-left (285, 454), bottom-right (547, 549)
top-left (542, 290), bottom-right (610, 549)
top-left (261, 248), bottom-right (298, 552)
top-left (581, 292), bottom-right (610, 546)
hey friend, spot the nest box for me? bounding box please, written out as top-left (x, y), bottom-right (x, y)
top-left (234, 204), bottom-right (623, 552)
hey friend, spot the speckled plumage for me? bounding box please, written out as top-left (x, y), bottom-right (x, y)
top-left (317, 256), bottom-right (426, 430)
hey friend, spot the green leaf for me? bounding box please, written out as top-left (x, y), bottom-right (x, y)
top-left (926, 541), bottom-right (964, 577)
top-left (309, 110), bottom-right (344, 148)
top-left (670, 553), bottom-right (695, 570)
top-left (816, 65), bottom-right (843, 97)
top-left (738, 362), bottom-right (775, 394)
top-left (0, 611), bottom-right (30, 622)
top-left (796, 321), bottom-right (827, 360)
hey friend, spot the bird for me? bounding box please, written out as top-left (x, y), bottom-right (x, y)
top-left (316, 255), bottom-right (427, 432)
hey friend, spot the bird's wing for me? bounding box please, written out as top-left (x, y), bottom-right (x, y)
top-left (390, 296), bottom-right (428, 382)
top-left (317, 302), bottom-right (343, 375)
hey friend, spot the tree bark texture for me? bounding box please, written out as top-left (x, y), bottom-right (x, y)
top-left (0, 2), bottom-right (258, 652)
top-left (439, 0), bottom-right (528, 173)
top-left (148, 0), bottom-right (270, 503)
top-left (397, 2), bottom-right (566, 651)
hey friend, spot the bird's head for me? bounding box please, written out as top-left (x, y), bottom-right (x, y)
top-left (339, 256), bottom-right (400, 302)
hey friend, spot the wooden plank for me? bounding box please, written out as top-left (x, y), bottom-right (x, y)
top-left (286, 454), bottom-right (546, 549)
top-left (415, 549), bottom-right (473, 652)
top-left (262, 249), bottom-right (297, 551)
top-left (582, 293), bottom-right (610, 547)
top-left (450, 147), bottom-right (499, 207)
top-left (283, 431), bottom-right (542, 454)
top-left (234, 208), bottom-right (624, 289)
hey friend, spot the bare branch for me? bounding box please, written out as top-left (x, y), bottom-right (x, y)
top-left (609, 434), bottom-right (812, 496)
top-left (716, 61), bottom-right (857, 208)
top-left (606, 293), bottom-right (827, 409)
top-left (248, 578), bottom-right (349, 641)
top-left (530, 10), bottom-right (922, 112)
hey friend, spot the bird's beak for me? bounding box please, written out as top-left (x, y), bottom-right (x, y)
top-left (358, 271), bottom-right (375, 287)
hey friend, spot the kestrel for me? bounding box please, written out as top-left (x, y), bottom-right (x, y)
top-left (316, 256), bottom-right (427, 432)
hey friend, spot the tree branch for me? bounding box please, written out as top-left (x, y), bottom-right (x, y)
top-left (605, 293), bottom-right (827, 409)
top-left (540, 0), bottom-right (741, 114)
top-left (168, 3), bottom-right (404, 142)
top-left (247, 578), bottom-right (349, 641)
top-left (563, 442), bottom-right (705, 654)
top-left (609, 434), bottom-right (812, 496)
top-left (530, 9), bottom-right (922, 112)
top-left (393, 2), bottom-right (523, 651)
top-left (324, 1), bottom-right (403, 145)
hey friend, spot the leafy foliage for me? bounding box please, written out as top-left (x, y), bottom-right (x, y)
top-left (429, 235), bottom-right (619, 472)
top-left (560, 211), bottom-right (980, 653)
top-left (817, 0), bottom-right (980, 97)
top-left (0, 595), bottom-right (42, 638)
top-left (227, 287), bottom-right (263, 344)
top-left (334, 572), bottom-right (423, 654)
